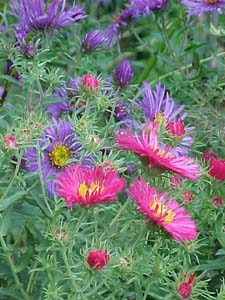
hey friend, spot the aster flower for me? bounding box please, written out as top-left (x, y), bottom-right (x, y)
top-left (208, 157), bottom-right (225, 181)
top-left (114, 59), bottom-right (134, 88)
top-left (82, 29), bottom-right (106, 52)
top-left (130, 0), bottom-right (168, 16)
top-left (87, 250), bottom-right (109, 270)
top-left (127, 178), bottom-right (197, 243)
top-left (114, 100), bottom-right (131, 122)
top-left (10, 0), bottom-right (86, 40)
top-left (23, 119), bottom-right (83, 194)
top-left (82, 74), bottom-right (99, 91)
top-left (55, 164), bottom-right (126, 208)
top-left (182, 0), bottom-right (225, 16)
top-left (115, 124), bottom-right (201, 181)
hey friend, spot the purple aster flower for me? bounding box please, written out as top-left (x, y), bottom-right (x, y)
top-left (125, 162), bottom-right (137, 174)
top-left (47, 102), bottom-right (73, 118)
top-left (114, 59), bottom-right (134, 88)
top-left (66, 76), bottom-right (81, 97)
top-left (105, 7), bottom-right (134, 48)
top-left (23, 119), bottom-right (83, 194)
top-left (82, 29), bottom-right (106, 52)
top-left (20, 43), bottom-right (36, 57)
top-left (136, 81), bottom-right (186, 122)
top-left (10, 0), bottom-right (86, 40)
top-left (130, 0), bottom-right (168, 16)
top-left (182, 0), bottom-right (225, 16)
top-left (114, 100), bottom-right (131, 121)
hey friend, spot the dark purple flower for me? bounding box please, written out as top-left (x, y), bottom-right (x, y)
top-left (20, 43), bottom-right (36, 57)
top-left (10, 0), bottom-right (86, 40)
top-left (23, 119), bottom-right (83, 194)
top-left (66, 76), bottom-right (81, 97)
top-left (182, 0), bottom-right (225, 16)
top-left (114, 100), bottom-right (131, 121)
top-left (47, 102), bottom-right (73, 118)
top-left (125, 162), bottom-right (137, 174)
top-left (114, 59), bottom-right (134, 88)
top-left (82, 29), bottom-right (106, 52)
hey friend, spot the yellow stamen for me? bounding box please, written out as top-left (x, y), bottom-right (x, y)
top-left (204, 0), bottom-right (219, 3)
top-left (78, 182), bottom-right (102, 201)
top-left (150, 196), bottom-right (175, 224)
top-left (49, 144), bottom-right (70, 167)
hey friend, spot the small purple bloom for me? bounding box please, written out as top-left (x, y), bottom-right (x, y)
top-left (137, 81), bottom-right (186, 122)
top-left (20, 43), bottom-right (36, 57)
top-left (114, 59), bottom-right (134, 88)
top-left (182, 0), bottom-right (225, 16)
top-left (66, 76), bottom-right (81, 97)
top-left (47, 102), bottom-right (73, 118)
top-left (125, 162), bottom-right (137, 174)
top-left (10, 0), bottom-right (86, 40)
top-left (23, 119), bottom-right (83, 194)
top-left (114, 100), bottom-right (131, 121)
top-left (130, 0), bottom-right (168, 16)
top-left (82, 29), bottom-right (106, 52)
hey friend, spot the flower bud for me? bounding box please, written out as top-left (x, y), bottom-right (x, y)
top-left (82, 74), bottom-right (99, 91)
top-left (87, 250), bottom-right (109, 270)
top-left (114, 59), bottom-right (133, 88)
top-left (3, 134), bottom-right (18, 149)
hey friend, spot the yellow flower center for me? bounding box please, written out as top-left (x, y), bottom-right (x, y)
top-left (49, 144), bottom-right (70, 167)
top-left (150, 197), bottom-right (175, 224)
top-left (204, 0), bottom-right (219, 4)
top-left (78, 182), bottom-right (102, 201)
top-left (154, 112), bottom-right (166, 125)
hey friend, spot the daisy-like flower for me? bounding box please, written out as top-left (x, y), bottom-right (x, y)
top-left (23, 119), bottom-right (84, 194)
top-left (115, 124), bottom-right (201, 180)
top-left (55, 164), bottom-right (126, 208)
top-left (82, 29), bottom-right (106, 52)
top-left (127, 178), bottom-right (197, 243)
top-left (10, 0), bottom-right (85, 40)
top-left (182, 0), bottom-right (225, 16)
top-left (130, 0), bottom-right (168, 16)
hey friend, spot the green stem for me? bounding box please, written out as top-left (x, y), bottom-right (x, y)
top-left (0, 236), bottom-right (31, 300)
top-left (149, 51), bottom-right (225, 86)
top-left (110, 198), bottom-right (130, 227)
top-left (61, 245), bottom-right (78, 293)
top-left (37, 148), bottom-right (53, 217)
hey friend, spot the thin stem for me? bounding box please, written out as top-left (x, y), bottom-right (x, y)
top-left (0, 236), bottom-right (31, 300)
top-left (37, 147), bottom-right (53, 216)
top-left (110, 198), bottom-right (130, 227)
top-left (149, 51), bottom-right (225, 86)
top-left (61, 245), bottom-right (78, 293)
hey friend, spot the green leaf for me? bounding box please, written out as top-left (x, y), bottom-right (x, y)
top-left (0, 191), bottom-right (26, 211)
top-left (194, 258), bottom-right (225, 271)
top-left (215, 215), bottom-right (225, 248)
top-left (0, 207), bottom-right (13, 236)
top-left (0, 288), bottom-right (21, 299)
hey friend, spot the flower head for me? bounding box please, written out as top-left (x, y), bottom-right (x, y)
top-left (130, 0), bottom-right (168, 16)
top-left (23, 119), bottom-right (83, 194)
top-left (182, 0), bottom-right (225, 16)
top-left (87, 250), bottom-right (109, 270)
top-left (3, 134), bottom-right (18, 149)
top-left (178, 273), bottom-right (195, 298)
top-left (127, 178), bottom-right (197, 243)
top-left (115, 125), bottom-right (201, 181)
top-left (208, 158), bottom-right (225, 181)
top-left (82, 29), bottom-right (106, 52)
top-left (114, 100), bottom-right (131, 122)
top-left (82, 74), bottom-right (99, 91)
top-left (212, 196), bottom-right (223, 207)
top-left (55, 164), bottom-right (126, 208)
top-left (10, 0), bottom-right (86, 40)
top-left (114, 59), bottom-right (134, 88)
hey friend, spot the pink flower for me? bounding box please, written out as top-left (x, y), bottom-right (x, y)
top-left (178, 273), bottom-right (195, 298)
top-left (182, 191), bottom-right (195, 202)
top-left (55, 165), bottom-right (126, 208)
top-left (115, 125), bottom-right (201, 181)
top-left (87, 250), bottom-right (109, 270)
top-left (127, 178), bottom-right (197, 243)
top-left (3, 134), bottom-right (18, 149)
top-left (212, 196), bottom-right (223, 207)
top-left (209, 158), bottom-right (225, 181)
top-left (82, 74), bottom-right (99, 90)
top-left (202, 151), bottom-right (217, 162)
top-left (167, 119), bottom-right (186, 136)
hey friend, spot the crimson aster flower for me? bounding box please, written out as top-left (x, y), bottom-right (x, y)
top-left (10, 0), bottom-right (85, 40)
top-left (115, 124), bottom-right (201, 181)
top-left (55, 164), bottom-right (126, 208)
top-left (209, 157), bottom-right (225, 181)
top-left (23, 119), bottom-right (84, 194)
top-left (87, 250), bottom-right (109, 270)
top-left (127, 178), bottom-right (197, 243)
top-left (182, 0), bottom-right (225, 16)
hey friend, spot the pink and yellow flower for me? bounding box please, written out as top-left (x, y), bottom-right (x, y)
top-left (55, 165), bottom-right (126, 208)
top-left (115, 125), bottom-right (201, 181)
top-left (127, 178), bottom-right (197, 243)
